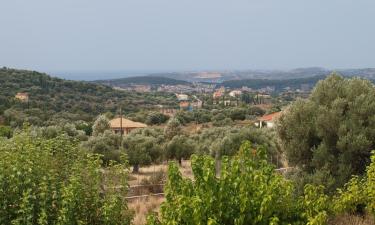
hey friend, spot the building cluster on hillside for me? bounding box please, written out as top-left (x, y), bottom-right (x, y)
top-left (113, 83), bottom-right (215, 93)
top-left (175, 93), bottom-right (203, 111)
top-left (157, 83), bottom-right (215, 93)
top-left (113, 85), bottom-right (151, 92)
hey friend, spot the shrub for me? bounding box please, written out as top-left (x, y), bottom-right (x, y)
top-left (0, 129), bottom-right (132, 224)
top-left (147, 142), bottom-right (303, 225)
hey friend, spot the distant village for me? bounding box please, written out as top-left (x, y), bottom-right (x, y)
top-left (13, 81), bottom-right (312, 133)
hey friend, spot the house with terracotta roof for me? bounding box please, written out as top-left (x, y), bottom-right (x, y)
top-left (179, 101), bottom-right (190, 110)
top-left (15, 92), bottom-right (29, 102)
top-left (255, 111), bottom-right (282, 128)
top-left (109, 117), bottom-right (147, 135)
top-left (213, 91), bottom-right (223, 99)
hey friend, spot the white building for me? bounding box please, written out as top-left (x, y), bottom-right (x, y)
top-left (229, 90), bottom-right (242, 97)
top-left (176, 94), bottom-right (189, 101)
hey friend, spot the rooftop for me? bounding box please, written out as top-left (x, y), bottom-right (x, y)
top-left (259, 111), bottom-right (282, 122)
top-left (109, 117), bottom-right (147, 129)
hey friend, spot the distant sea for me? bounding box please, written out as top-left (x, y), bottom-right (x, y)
top-left (48, 70), bottom-right (160, 81)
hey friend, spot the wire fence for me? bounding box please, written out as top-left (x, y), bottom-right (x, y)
top-left (125, 166), bottom-right (295, 200)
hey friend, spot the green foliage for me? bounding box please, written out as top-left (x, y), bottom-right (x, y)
top-left (75, 122), bottom-right (93, 136)
top-left (92, 115), bottom-right (110, 136)
top-left (277, 73), bottom-right (375, 191)
top-left (0, 68), bottom-right (178, 127)
top-left (212, 113), bottom-right (233, 127)
top-left (0, 125), bottom-right (12, 138)
top-left (148, 141), bottom-right (305, 225)
top-left (191, 126), bottom-right (278, 162)
top-left (174, 111), bottom-right (194, 125)
top-left (222, 75), bottom-right (326, 91)
top-left (299, 185), bottom-right (329, 225)
top-left (147, 142), bottom-right (375, 225)
top-left (0, 129), bottom-right (132, 225)
top-left (145, 112), bottom-right (170, 125)
top-left (122, 128), bottom-right (164, 172)
top-left (81, 130), bottom-right (122, 165)
top-left (228, 107), bottom-right (247, 121)
top-left (192, 109), bottom-right (212, 124)
top-left (333, 151), bottom-right (375, 217)
top-left (164, 118), bottom-right (182, 139)
top-left (165, 135), bottom-right (195, 163)
top-left (29, 123), bottom-right (87, 141)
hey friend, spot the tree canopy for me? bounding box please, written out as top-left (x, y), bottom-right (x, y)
top-left (277, 73), bottom-right (375, 191)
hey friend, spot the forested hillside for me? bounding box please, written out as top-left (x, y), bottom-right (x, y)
top-left (94, 76), bottom-right (190, 86)
top-left (0, 68), bottom-right (178, 127)
top-left (222, 75), bottom-right (327, 90)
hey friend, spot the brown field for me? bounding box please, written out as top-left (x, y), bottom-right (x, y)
top-left (129, 195), bottom-right (165, 225)
top-left (128, 160), bottom-right (192, 186)
top-left (128, 160), bottom-right (193, 225)
top-left (329, 214), bottom-right (374, 225)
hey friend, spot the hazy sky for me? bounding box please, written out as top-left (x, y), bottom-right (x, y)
top-left (1, 0), bottom-right (375, 74)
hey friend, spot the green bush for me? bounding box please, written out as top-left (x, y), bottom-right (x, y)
top-left (0, 129), bottom-right (132, 224)
top-left (147, 142), bottom-right (305, 225)
top-left (0, 125), bottom-right (12, 138)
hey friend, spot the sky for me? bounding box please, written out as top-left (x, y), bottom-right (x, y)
top-left (1, 0), bottom-right (375, 78)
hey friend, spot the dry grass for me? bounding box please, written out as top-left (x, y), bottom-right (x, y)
top-left (129, 196), bottom-right (165, 225)
top-left (329, 214), bottom-right (375, 225)
top-left (127, 161), bottom-right (193, 224)
top-left (128, 160), bottom-right (193, 186)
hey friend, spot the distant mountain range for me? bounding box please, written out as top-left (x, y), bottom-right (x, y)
top-left (146, 67), bottom-right (375, 83)
top-left (91, 68), bottom-right (375, 90)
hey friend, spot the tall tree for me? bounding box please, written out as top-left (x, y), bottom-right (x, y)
top-left (277, 73), bottom-right (375, 191)
top-left (122, 129), bottom-right (163, 173)
top-left (164, 117), bottom-right (182, 140)
top-left (165, 135), bottom-right (195, 164)
top-left (92, 114), bottom-right (110, 136)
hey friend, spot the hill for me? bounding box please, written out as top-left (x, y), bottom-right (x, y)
top-left (94, 76), bottom-right (191, 87)
top-left (0, 68), bottom-right (178, 127)
top-left (143, 68), bottom-right (375, 83)
top-left (221, 75), bottom-right (327, 91)
top-left (222, 70), bottom-right (375, 91)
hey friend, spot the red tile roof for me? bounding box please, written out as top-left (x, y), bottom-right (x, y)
top-left (259, 111), bottom-right (282, 121)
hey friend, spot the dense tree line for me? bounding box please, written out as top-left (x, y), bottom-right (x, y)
top-left (82, 114), bottom-right (279, 172)
top-left (222, 75), bottom-right (327, 91)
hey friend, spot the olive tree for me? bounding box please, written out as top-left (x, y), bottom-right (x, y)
top-left (165, 135), bottom-right (195, 164)
top-left (164, 117), bottom-right (182, 140)
top-left (92, 114), bottom-right (110, 136)
top-left (277, 73), bottom-right (375, 191)
top-left (82, 130), bottom-right (122, 165)
top-left (122, 128), bottom-right (163, 173)
top-left (146, 112), bottom-right (170, 125)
